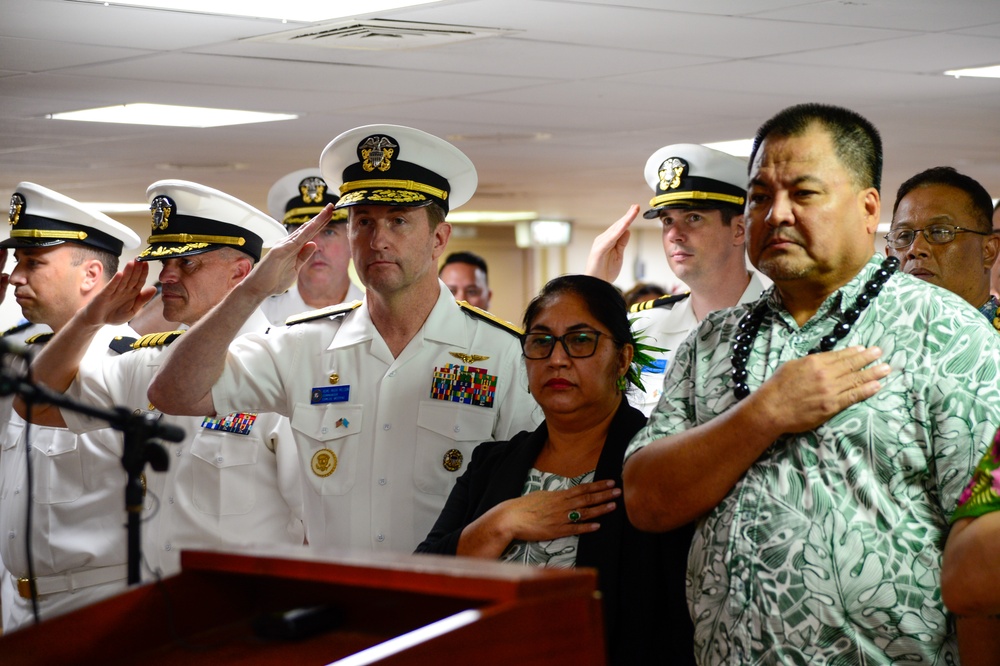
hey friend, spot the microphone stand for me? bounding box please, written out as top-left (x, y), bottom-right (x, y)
top-left (0, 363), bottom-right (185, 586)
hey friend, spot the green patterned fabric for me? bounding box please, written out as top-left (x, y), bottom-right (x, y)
top-left (625, 254), bottom-right (1000, 665)
top-left (953, 428), bottom-right (1000, 521)
top-left (499, 468), bottom-right (595, 568)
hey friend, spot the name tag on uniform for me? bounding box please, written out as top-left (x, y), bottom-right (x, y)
top-left (311, 385), bottom-right (350, 404)
top-left (643, 358), bottom-right (667, 374)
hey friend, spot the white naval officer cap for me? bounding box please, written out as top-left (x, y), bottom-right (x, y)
top-left (139, 180), bottom-right (286, 263)
top-left (642, 144), bottom-right (748, 219)
top-left (3, 182), bottom-right (140, 255)
top-left (320, 124), bottom-right (477, 215)
top-left (266, 168), bottom-right (346, 230)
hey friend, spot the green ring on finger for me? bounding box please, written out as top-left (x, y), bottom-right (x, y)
top-left (568, 510), bottom-right (581, 523)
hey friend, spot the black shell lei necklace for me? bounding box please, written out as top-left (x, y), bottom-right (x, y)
top-left (730, 256), bottom-right (899, 400)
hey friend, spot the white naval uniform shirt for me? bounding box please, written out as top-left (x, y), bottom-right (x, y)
top-left (0, 323), bottom-right (135, 631)
top-left (260, 281), bottom-right (365, 327)
top-left (212, 281), bottom-right (541, 553)
top-left (629, 272), bottom-right (768, 416)
top-left (64, 310), bottom-right (305, 580)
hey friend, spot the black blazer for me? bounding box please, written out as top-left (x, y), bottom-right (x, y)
top-left (416, 398), bottom-right (695, 666)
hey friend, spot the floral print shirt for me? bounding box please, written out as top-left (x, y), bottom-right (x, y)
top-left (500, 468), bottom-right (595, 568)
top-left (625, 255), bottom-right (1000, 665)
top-left (954, 427), bottom-right (1000, 521)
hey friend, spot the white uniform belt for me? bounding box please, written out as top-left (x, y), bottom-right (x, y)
top-left (18, 564), bottom-right (128, 599)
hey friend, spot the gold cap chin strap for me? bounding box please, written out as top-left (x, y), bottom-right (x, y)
top-left (340, 178), bottom-right (448, 201)
top-left (649, 191), bottom-right (745, 208)
top-left (11, 229), bottom-right (88, 240)
top-left (145, 233), bottom-right (246, 246)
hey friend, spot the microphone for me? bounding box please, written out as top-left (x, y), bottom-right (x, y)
top-left (121, 409), bottom-right (186, 444)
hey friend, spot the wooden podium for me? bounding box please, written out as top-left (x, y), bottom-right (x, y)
top-left (0, 545), bottom-right (607, 665)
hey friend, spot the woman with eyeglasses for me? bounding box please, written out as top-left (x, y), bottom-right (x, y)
top-left (416, 274), bottom-right (695, 665)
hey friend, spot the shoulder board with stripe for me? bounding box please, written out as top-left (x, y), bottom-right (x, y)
top-left (132, 330), bottom-right (185, 349)
top-left (285, 300), bottom-right (362, 327)
top-left (24, 332), bottom-right (54, 345)
top-left (630, 292), bottom-right (691, 313)
top-left (2, 321), bottom-right (32, 337)
top-left (458, 301), bottom-right (523, 336)
top-left (109, 336), bottom-right (139, 354)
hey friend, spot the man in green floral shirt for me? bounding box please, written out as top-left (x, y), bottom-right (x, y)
top-left (623, 103), bottom-right (1000, 665)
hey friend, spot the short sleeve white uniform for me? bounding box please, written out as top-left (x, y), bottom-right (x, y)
top-left (63, 310), bottom-right (304, 580)
top-left (212, 281), bottom-right (541, 553)
top-left (0, 324), bottom-right (135, 631)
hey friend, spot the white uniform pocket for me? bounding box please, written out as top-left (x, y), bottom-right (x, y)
top-left (31, 427), bottom-right (85, 504)
top-left (414, 400), bottom-right (495, 496)
top-left (290, 403), bottom-right (362, 497)
top-left (190, 430), bottom-right (259, 515)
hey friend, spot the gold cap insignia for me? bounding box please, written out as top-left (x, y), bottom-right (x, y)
top-left (443, 448), bottom-right (463, 472)
top-left (9, 193), bottom-right (24, 226)
top-left (311, 448), bottom-right (338, 477)
top-left (360, 136), bottom-right (397, 173)
top-left (150, 195), bottom-right (173, 231)
top-left (658, 157), bottom-right (688, 191)
top-left (449, 352), bottom-right (490, 364)
top-left (300, 176), bottom-right (327, 204)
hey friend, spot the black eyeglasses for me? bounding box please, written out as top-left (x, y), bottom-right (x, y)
top-left (884, 224), bottom-right (990, 249)
top-left (522, 330), bottom-right (604, 359)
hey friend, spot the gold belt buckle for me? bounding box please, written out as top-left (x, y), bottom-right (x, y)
top-left (17, 577), bottom-right (35, 599)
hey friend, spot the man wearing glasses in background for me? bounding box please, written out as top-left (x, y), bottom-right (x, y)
top-left (885, 166), bottom-right (1000, 329)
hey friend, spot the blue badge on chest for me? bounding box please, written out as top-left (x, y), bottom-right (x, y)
top-left (311, 386), bottom-right (350, 404)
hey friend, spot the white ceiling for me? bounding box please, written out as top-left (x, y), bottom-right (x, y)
top-left (1, 0), bottom-right (999, 230)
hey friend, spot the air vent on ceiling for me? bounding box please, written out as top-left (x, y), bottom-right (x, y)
top-left (251, 19), bottom-right (517, 51)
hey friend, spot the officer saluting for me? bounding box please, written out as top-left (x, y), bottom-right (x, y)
top-left (148, 125), bottom-right (540, 552)
top-left (17, 180), bottom-right (306, 584)
top-left (260, 169), bottom-right (364, 326)
top-left (1, 182), bottom-right (140, 630)
top-left (587, 144), bottom-right (768, 414)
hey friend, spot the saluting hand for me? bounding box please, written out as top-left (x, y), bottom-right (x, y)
top-left (0, 248), bottom-right (8, 306)
top-left (585, 204), bottom-right (640, 283)
top-left (79, 260), bottom-right (156, 327)
top-left (241, 204), bottom-right (335, 301)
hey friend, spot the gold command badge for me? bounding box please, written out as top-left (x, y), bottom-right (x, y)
top-left (311, 449), bottom-right (338, 477)
top-left (329, 373), bottom-right (339, 385)
top-left (442, 448), bottom-right (463, 472)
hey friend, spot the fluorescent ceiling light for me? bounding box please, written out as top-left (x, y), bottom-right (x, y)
top-left (944, 65), bottom-right (1000, 79)
top-left (78, 0), bottom-right (443, 22)
top-left (515, 220), bottom-right (572, 248)
top-left (702, 139), bottom-right (754, 158)
top-left (48, 103), bottom-right (298, 128)
top-left (85, 202), bottom-right (151, 214)
top-left (447, 211), bottom-right (538, 224)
